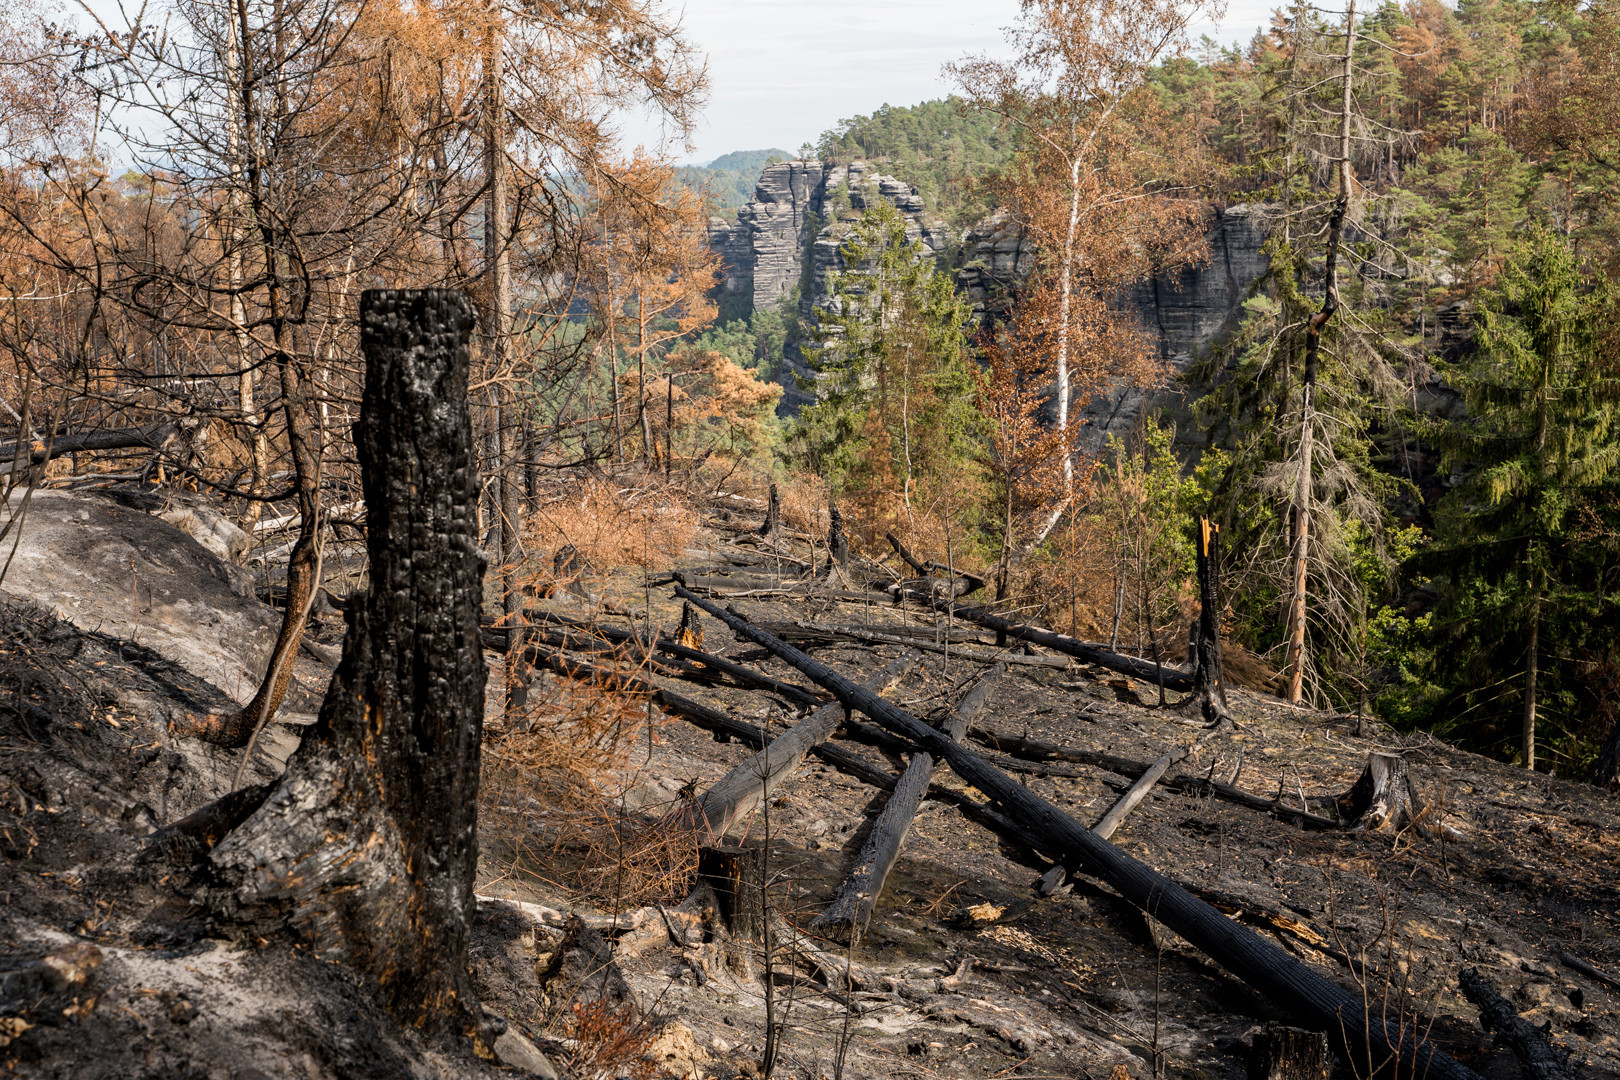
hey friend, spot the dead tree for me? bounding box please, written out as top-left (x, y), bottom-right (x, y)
top-left (200, 290), bottom-right (494, 1044)
top-left (673, 584), bottom-right (1483, 1080)
top-left (759, 483), bottom-right (782, 542)
top-left (1181, 516), bottom-right (1232, 726)
top-left (812, 664), bottom-right (1004, 943)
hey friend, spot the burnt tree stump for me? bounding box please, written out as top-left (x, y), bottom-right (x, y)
top-left (1247, 1025), bottom-right (1329, 1080)
top-left (697, 845), bottom-right (765, 942)
top-left (202, 290), bottom-right (491, 1042)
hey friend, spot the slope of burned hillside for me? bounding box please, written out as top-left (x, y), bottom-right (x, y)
top-left (0, 479), bottom-right (1615, 1080)
top-left (475, 485), bottom-right (1620, 1080)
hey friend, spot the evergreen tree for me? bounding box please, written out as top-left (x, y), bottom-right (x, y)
top-left (1423, 227), bottom-right (1620, 770)
top-left (789, 200), bottom-right (985, 538)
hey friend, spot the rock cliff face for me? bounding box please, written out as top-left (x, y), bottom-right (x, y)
top-left (708, 160), bottom-right (947, 410)
top-left (951, 204), bottom-right (1274, 448)
top-left (710, 162), bottom-right (1272, 427)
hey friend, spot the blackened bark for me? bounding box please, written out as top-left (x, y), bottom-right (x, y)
top-left (674, 584), bottom-right (1482, 1080)
top-left (1459, 967), bottom-right (1574, 1080)
top-left (1590, 717), bottom-right (1620, 788)
top-left (1187, 517), bottom-right (1233, 726)
top-left (811, 665), bottom-right (1002, 943)
top-left (760, 483), bottom-right (781, 540)
top-left (204, 290), bottom-right (490, 1043)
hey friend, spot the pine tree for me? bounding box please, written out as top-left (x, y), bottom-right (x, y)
top-left (790, 200), bottom-right (985, 537)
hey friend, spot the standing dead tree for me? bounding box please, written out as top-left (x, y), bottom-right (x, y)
top-left (194, 291), bottom-right (495, 1044)
top-left (673, 583), bottom-right (1483, 1080)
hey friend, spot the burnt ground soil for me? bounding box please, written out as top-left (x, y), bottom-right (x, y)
top-left (0, 488), bottom-right (1617, 1080)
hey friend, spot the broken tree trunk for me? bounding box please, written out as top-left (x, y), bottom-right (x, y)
top-left (811, 664), bottom-right (1004, 943)
top-left (698, 845), bottom-right (765, 941)
top-left (1459, 967), bottom-right (1574, 1080)
top-left (200, 290), bottom-right (493, 1045)
top-left (673, 583), bottom-right (1482, 1080)
top-left (1248, 1025), bottom-right (1329, 1080)
top-left (1092, 746), bottom-right (1189, 841)
top-left (1181, 517), bottom-right (1232, 726)
top-left (691, 652), bottom-right (921, 837)
top-left (942, 601), bottom-right (1194, 691)
top-left (759, 483), bottom-right (781, 542)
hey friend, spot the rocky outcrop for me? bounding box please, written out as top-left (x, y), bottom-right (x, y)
top-left (1079, 204), bottom-right (1272, 446)
top-left (707, 160), bottom-right (947, 410)
top-left (953, 204), bottom-right (1273, 448)
top-left (709, 158), bottom-right (1274, 426)
top-left (0, 489), bottom-right (277, 700)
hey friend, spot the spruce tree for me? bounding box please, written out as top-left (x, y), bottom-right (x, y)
top-left (1425, 228), bottom-right (1620, 770)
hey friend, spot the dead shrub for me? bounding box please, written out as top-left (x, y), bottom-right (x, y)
top-left (566, 1000), bottom-right (658, 1080)
top-left (525, 474), bottom-right (697, 580)
top-left (776, 472), bottom-right (828, 537)
top-left (481, 658), bottom-right (700, 910)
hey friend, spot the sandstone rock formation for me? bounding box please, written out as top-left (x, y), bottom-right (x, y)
top-left (0, 489), bottom-right (277, 700)
top-left (708, 160), bottom-right (947, 410)
top-left (709, 160), bottom-right (1274, 431)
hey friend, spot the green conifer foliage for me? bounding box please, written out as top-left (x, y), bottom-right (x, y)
top-left (788, 201), bottom-right (986, 539)
top-left (1423, 228), bottom-right (1620, 771)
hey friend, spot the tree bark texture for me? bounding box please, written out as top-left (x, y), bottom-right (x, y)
top-left (673, 584), bottom-right (1482, 1080)
top-left (204, 290), bottom-right (490, 1042)
top-left (1458, 967), bottom-right (1573, 1080)
top-left (1187, 517), bottom-right (1232, 725)
top-left (811, 664), bottom-right (1003, 943)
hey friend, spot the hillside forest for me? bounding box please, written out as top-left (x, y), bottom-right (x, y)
top-left (4, 0), bottom-right (1620, 788)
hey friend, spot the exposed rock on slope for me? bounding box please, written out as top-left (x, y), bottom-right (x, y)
top-left (709, 159), bottom-right (947, 411)
top-left (710, 158), bottom-right (1273, 430)
top-left (0, 489), bottom-right (277, 701)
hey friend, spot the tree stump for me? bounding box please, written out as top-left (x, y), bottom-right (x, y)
top-left (201, 289), bottom-right (492, 1043)
top-left (1247, 1025), bottom-right (1329, 1080)
top-left (1337, 752), bottom-right (1428, 834)
top-left (697, 845), bottom-right (765, 942)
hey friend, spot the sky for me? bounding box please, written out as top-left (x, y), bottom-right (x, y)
top-left (636, 0), bottom-right (1286, 166)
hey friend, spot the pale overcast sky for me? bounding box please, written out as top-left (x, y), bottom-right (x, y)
top-left (638, 0), bottom-right (1286, 165)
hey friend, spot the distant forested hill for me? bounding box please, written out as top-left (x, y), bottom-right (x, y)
top-left (675, 149), bottom-right (793, 215)
top-left (816, 98), bottom-right (1014, 225)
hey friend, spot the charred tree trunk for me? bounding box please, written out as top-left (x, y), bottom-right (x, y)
top-left (202, 290), bottom-right (492, 1044)
top-left (1183, 517), bottom-right (1232, 726)
top-left (674, 584), bottom-right (1482, 1080)
top-left (759, 483), bottom-right (781, 542)
top-left (1459, 967), bottom-right (1574, 1080)
top-left (697, 845), bottom-right (765, 941)
top-left (812, 665), bottom-right (1003, 943)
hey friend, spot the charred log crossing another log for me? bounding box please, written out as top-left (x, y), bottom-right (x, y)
top-left (812, 664), bottom-right (1004, 943)
top-left (672, 582), bottom-right (1482, 1080)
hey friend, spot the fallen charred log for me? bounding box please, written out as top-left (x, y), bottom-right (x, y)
top-left (690, 652), bottom-right (920, 837)
top-left (968, 726), bottom-right (1343, 830)
top-left (673, 582), bottom-right (1482, 1080)
top-left (941, 602), bottom-right (1195, 691)
top-left (1459, 967), bottom-right (1573, 1080)
top-left (812, 664), bottom-right (1004, 943)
